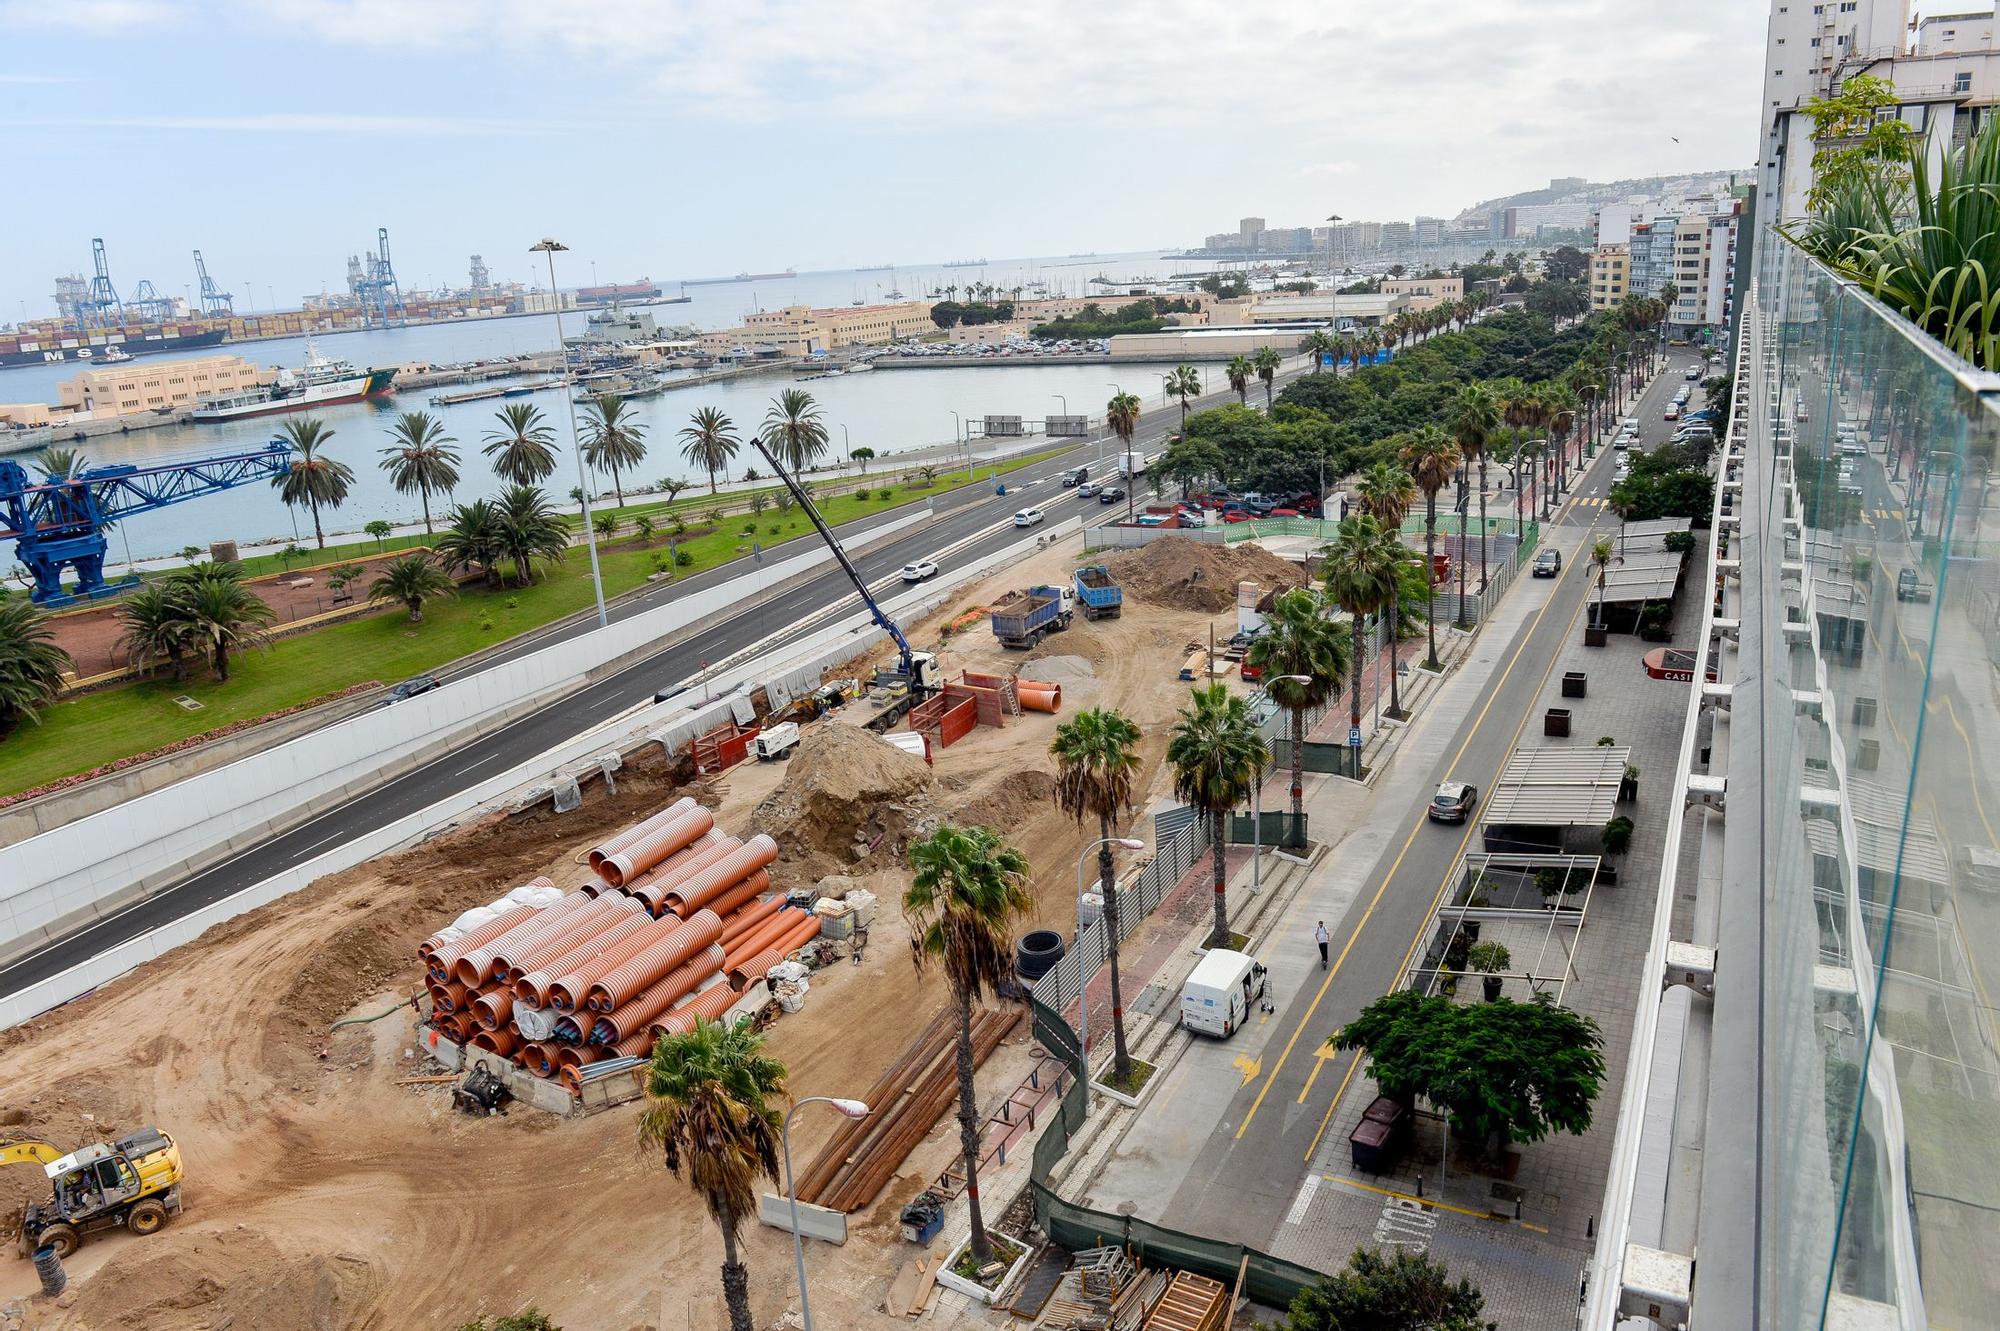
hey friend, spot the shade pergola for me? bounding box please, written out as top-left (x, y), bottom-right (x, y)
top-left (1481, 745), bottom-right (1632, 828)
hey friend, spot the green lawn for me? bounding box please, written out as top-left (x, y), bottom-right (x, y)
top-left (2, 450), bottom-right (1067, 796)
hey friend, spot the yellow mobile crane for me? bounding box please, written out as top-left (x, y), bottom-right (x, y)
top-left (2, 1128), bottom-right (185, 1257)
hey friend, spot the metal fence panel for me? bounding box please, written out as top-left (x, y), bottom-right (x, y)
top-left (1032, 814), bottom-right (1210, 1013)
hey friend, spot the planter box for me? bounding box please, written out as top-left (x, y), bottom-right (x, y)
top-left (1544, 708), bottom-right (1571, 738)
top-left (1561, 671), bottom-right (1587, 699)
top-left (935, 1232), bottom-right (1031, 1306)
top-left (1584, 624), bottom-right (1609, 647)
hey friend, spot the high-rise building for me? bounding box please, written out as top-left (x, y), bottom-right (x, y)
top-left (1238, 217), bottom-right (1266, 249)
top-left (1413, 216), bottom-right (1444, 245)
top-left (1380, 220), bottom-right (1413, 249)
top-left (1595, 202), bottom-right (1634, 248)
top-left (1588, 244), bottom-right (1628, 311)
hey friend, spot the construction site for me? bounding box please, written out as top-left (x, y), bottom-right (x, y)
top-left (0, 524), bottom-right (1316, 1329)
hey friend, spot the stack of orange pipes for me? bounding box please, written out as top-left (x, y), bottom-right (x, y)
top-left (416, 800), bottom-right (823, 1093)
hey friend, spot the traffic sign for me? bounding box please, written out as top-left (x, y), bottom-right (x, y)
top-left (1348, 726), bottom-right (1363, 747)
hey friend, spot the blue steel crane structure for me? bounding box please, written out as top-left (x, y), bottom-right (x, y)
top-left (193, 250), bottom-right (234, 315)
top-left (0, 444), bottom-right (294, 606)
top-left (77, 238), bottom-right (124, 328)
top-left (355, 227), bottom-right (406, 328)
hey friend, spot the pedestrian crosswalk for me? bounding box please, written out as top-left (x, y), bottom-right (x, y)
top-left (1570, 496), bottom-right (1610, 509)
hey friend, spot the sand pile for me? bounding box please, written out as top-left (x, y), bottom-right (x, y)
top-left (752, 723), bottom-right (940, 886)
top-left (1101, 537), bottom-right (1308, 613)
top-left (948, 769), bottom-right (1057, 831)
top-left (64, 1228), bottom-right (377, 1331)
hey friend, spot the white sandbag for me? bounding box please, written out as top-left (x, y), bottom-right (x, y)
top-left (451, 905), bottom-right (501, 934)
top-left (514, 1005), bottom-right (559, 1042)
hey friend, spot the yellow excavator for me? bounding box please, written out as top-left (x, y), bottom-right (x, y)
top-left (2, 1127), bottom-right (185, 1258)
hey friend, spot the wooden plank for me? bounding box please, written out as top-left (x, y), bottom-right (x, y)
top-left (885, 1256), bottom-right (925, 1317)
top-left (1220, 1254), bottom-right (1249, 1331)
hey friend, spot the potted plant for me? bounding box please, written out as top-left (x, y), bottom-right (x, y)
top-left (1620, 764), bottom-right (1639, 803)
top-left (1468, 941), bottom-right (1511, 1001)
top-left (1603, 815), bottom-right (1635, 856)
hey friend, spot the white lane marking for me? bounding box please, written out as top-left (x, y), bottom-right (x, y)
top-left (1285, 1173), bottom-right (1320, 1226)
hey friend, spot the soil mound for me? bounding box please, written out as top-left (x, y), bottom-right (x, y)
top-left (64, 1228), bottom-right (378, 1330)
top-left (752, 723), bottom-right (939, 887)
top-left (1101, 537), bottom-right (1307, 613)
top-left (949, 769), bottom-right (1057, 831)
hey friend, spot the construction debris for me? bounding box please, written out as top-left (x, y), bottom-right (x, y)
top-left (1100, 536), bottom-right (1306, 613)
top-left (751, 723), bottom-right (940, 886)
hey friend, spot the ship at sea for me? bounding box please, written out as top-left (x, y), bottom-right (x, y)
top-left (0, 323), bottom-right (227, 370)
top-left (575, 279), bottom-right (663, 306)
top-left (942, 258), bottom-right (987, 268)
top-left (191, 339), bottom-right (395, 423)
top-left (733, 269), bottom-right (797, 281)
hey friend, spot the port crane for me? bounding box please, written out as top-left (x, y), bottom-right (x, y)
top-left (0, 443), bottom-right (294, 606)
top-left (124, 279), bottom-right (175, 325)
top-left (78, 238), bottom-right (124, 328)
top-left (193, 250), bottom-right (234, 315)
top-left (746, 439), bottom-right (940, 729)
top-left (355, 226), bottom-right (406, 328)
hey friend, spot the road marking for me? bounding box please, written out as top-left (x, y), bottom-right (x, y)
top-left (1301, 519), bottom-right (1604, 1157)
top-left (1233, 1053), bottom-right (1263, 1088)
top-left (296, 830), bottom-right (344, 854)
top-left (1284, 1174), bottom-right (1320, 1226)
top-left (451, 755), bottom-right (498, 776)
top-left (1335, 1174), bottom-right (1551, 1233)
top-left (1235, 533), bottom-right (1599, 1139)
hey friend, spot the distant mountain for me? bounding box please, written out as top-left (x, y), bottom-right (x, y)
top-left (1452, 170), bottom-right (1753, 225)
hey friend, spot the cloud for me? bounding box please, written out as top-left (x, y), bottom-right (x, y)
top-left (7, 112), bottom-right (564, 135)
top-left (0, 0), bottom-right (173, 28)
top-left (1301, 162), bottom-right (1359, 178)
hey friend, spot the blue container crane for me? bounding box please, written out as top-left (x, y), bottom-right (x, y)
top-left (0, 443), bottom-right (294, 606)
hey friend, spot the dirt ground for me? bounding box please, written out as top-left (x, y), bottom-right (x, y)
top-left (0, 531), bottom-right (1239, 1330)
top-left (45, 554), bottom-right (416, 677)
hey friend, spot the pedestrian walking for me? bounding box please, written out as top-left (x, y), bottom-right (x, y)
top-left (1315, 921), bottom-right (1330, 969)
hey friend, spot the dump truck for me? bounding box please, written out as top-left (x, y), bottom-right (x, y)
top-left (990, 585), bottom-right (1075, 649)
top-left (4, 1128), bottom-right (186, 1258)
top-left (1073, 565), bottom-right (1123, 621)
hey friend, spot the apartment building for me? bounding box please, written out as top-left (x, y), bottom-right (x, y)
top-left (1588, 244), bottom-right (1629, 311)
top-left (55, 354), bottom-right (269, 418)
top-left (1379, 274), bottom-right (1462, 311)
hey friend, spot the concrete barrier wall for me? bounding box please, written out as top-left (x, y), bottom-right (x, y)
top-left (0, 515), bottom-right (1081, 1030)
top-left (0, 504), bottom-right (932, 961)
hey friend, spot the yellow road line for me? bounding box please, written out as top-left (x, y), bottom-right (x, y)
top-left (1319, 1172), bottom-right (1551, 1231)
top-left (1235, 525), bottom-right (1600, 1140)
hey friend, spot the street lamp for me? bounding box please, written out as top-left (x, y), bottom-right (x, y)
top-left (840, 423), bottom-right (850, 472)
top-left (1256, 676), bottom-right (1313, 890)
top-left (530, 238), bottom-right (608, 630)
top-left (1052, 392), bottom-right (1067, 415)
top-left (783, 1095), bottom-right (872, 1331)
top-left (1073, 836), bottom-right (1145, 1111)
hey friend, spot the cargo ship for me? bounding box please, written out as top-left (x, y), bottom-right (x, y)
top-left (191, 340), bottom-right (395, 422)
top-left (734, 269), bottom-right (797, 281)
top-left (0, 324), bottom-right (227, 369)
top-left (574, 279), bottom-right (663, 306)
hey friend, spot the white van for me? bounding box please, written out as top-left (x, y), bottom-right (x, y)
top-left (1180, 948), bottom-right (1269, 1038)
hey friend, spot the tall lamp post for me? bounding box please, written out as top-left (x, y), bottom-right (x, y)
top-left (1256, 675), bottom-right (1313, 890)
top-left (783, 1095), bottom-right (872, 1331)
top-left (530, 238), bottom-right (608, 629)
top-left (1073, 836), bottom-right (1145, 1112)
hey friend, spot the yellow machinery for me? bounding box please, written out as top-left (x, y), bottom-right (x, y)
top-left (3, 1127), bottom-right (185, 1257)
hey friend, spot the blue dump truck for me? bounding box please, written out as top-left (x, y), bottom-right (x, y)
top-left (1074, 564), bottom-right (1123, 621)
top-left (991, 584), bottom-right (1076, 649)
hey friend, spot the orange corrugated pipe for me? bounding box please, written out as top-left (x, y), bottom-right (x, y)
top-left (612, 1028), bottom-right (657, 1058)
top-left (717, 895), bottom-right (784, 946)
top-left (600, 807), bottom-right (717, 887)
top-left (519, 1042), bottom-right (557, 1077)
top-left (587, 797), bottom-right (695, 871)
top-left (512, 909), bottom-right (654, 1006)
top-left (553, 1044), bottom-right (605, 1071)
top-left (773, 913), bottom-right (823, 958)
top-left (1016, 681), bottom-right (1061, 712)
top-left (432, 887), bottom-right (587, 982)
top-left (473, 989), bottom-right (514, 1031)
top-left (686, 868), bottom-right (772, 922)
top-left (419, 875), bottom-right (555, 959)
top-left (720, 908), bottom-right (798, 972)
top-left (432, 980), bottom-right (467, 1014)
top-left (585, 909), bottom-right (724, 1012)
top-left (726, 948), bottom-right (783, 991)
top-left (704, 876), bottom-right (770, 923)
top-left (659, 835), bottom-right (779, 916)
top-left (650, 978), bottom-right (743, 1041)
top-left (450, 890), bottom-right (595, 985)
top-left (544, 912), bottom-right (687, 1011)
top-left (489, 896), bottom-right (646, 986)
top-left (626, 837), bottom-right (741, 915)
top-left (471, 1029), bottom-right (519, 1059)
top-left (590, 944), bottom-right (725, 1045)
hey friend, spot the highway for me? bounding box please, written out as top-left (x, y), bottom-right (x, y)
top-left (0, 358), bottom-right (1315, 1001)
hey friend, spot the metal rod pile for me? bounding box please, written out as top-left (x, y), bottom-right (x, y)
top-left (414, 798), bottom-right (823, 1097)
top-left (796, 1006), bottom-right (1020, 1212)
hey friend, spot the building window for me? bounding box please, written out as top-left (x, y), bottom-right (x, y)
top-left (1956, 72), bottom-right (1973, 94)
top-left (1810, 37), bottom-right (1821, 46)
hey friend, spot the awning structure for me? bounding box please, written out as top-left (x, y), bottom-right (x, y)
top-left (1613, 517), bottom-right (1694, 553)
top-left (1481, 745), bottom-right (1632, 828)
top-left (1802, 777), bottom-right (1952, 889)
top-left (1599, 549), bottom-right (1685, 604)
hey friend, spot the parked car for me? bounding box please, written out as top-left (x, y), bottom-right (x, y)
top-left (1176, 505), bottom-right (1208, 527)
top-left (1427, 781), bottom-right (1478, 823)
top-left (1222, 509), bottom-right (1258, 523)
top-left (1664, 406), bottom-right (1681, 421)
top-left (1097, 486), bottom-right (1126, 504)
top-left (900, 559), bottom-right (939, 582)
top-left (388, 674), bottom-right (441, 703)
top-left (1532, 548), bottom-right (1562, 577)
top-left (1897, 567), bottom-right (1934, 602)
top-left (1013, 507), bottom-right (1045, 527)
top-left (1685, 366), bottom-right (1702, 379)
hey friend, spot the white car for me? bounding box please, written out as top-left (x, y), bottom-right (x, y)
top-left (900, 559), bottom-right (939, 582)
top-left (1077, 481), bottom-right (1099, 497)
top-left (1013, 507), bottom-right (1045, 527)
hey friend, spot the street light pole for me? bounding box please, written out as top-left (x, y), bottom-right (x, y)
top-left (783, 1095), bottom-right (871, 1331)
top-left (1073, 835), bottom-right (1145, 1113)
top-left (531, 238), bottom-right (608, 630)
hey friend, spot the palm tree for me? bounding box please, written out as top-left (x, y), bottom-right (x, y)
top-left (1252, 346), bottom-right (1281, 407)
top-left (679, 406), bottom-right (741, 495)
top-left (1226, 354), bottom-right (1254, 403)
top-left (1357, 461), bottom-right (1420, 715)
top-left (1300, 331), bottom-right (1333, 375)
top-left (1447, 382), bottom-right (1500, 612)
top-left (1166, 364), bottom-right (1202, 424)
top-left (580, 394), bottom-right (648, 506)
top-left (1167, 683), bottom-right (1268, 948)
top-left (379, 410), bottom-right (460, 535)
top-left (368, 551), bottom-right (456, 623)
top-left (0, 599), bottom-right (72, 732)
top-left (32, 447), bottom-right (90, 482)
top-left (904, 822), bottom-right (1031, 1267)
top-left (1322, 516), bottom-right (1402, 756)
top-left (176, 564), bottom-right (273, 681)
top-left (117, 584), bottom-right (194, 682)
top-left (495, 484), bottom-right (571, 585)
top-left (481, 403), bottom-right (559, 487)
top-left (1245, 588), bottom-right (1347, 834)
top-left (1050, 708), bottom-right (1144, 1086)
top-left (271, 417), bottom-right (354, 549)
top-left (1592, 537), bottom-right (1613, 629)
top-left (1400, 430), bottom-right (1460, 671)
top-left (1105, 390), bottom-right (1141, 522)
top-left (638, 1016), bottom-right (787, 1331)
top-left (435, 498), bottom-right (507, 585)
top-left (760, 389), bottom-right (830, 474)
top-left (1492, 379), bottom-right (1534, 545)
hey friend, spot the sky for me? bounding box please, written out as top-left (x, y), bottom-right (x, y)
top-left (0, 0), bottom-right (1771, 321)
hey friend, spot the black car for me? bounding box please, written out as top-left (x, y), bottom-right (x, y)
top-left (1098, 486), bottom-right (1126, 504)
top-left (1427, 781), bottom-right (1478, 823)
top-left (388, 673), bottom-right (441, 703)
top-left (1532, 548), bottom-right (1561, 577)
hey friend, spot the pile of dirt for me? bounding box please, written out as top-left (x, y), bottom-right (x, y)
top-left (948, 769), bottom-right (1057, 831)
top-left (1100, 537), bottom-right (1307, 613)
top-left (752, 724), bottom-right (940, 887)
top-left (61, 1228), bottom-right (377, 1331)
